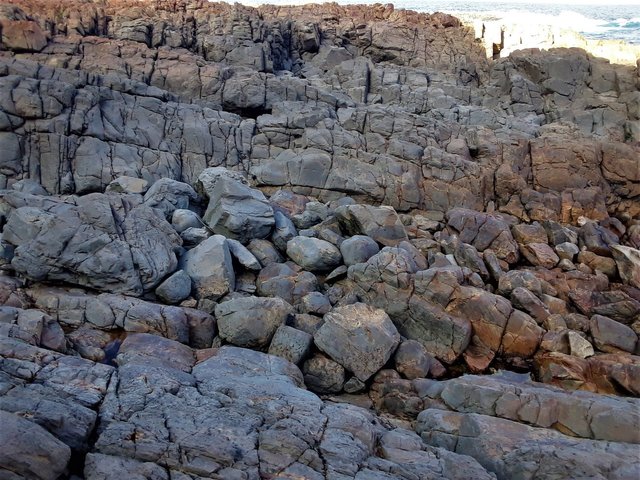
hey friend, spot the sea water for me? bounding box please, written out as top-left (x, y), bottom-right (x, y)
top-left (238, 0), bottom-right (640, 45)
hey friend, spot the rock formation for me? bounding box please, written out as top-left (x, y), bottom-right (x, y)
top-left (0, 0), bottom-right (638, 478)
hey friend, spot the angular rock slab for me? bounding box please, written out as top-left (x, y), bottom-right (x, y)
top-left (315, 303), bottom-right (400, 381)
top-left (417, 408), bottom-right (640, 480)
top-left (179, 234), bottom-right (235, 302)
top-left (611, 245), bottom-right (640, 288)
top-left (0, 410), bottom-right (71, 480)
top-left (336, 204), bottom-right (408, 247)
top-left (3, 193), bottom-right (181, 296)
top-left (92, 338), bottom-right (493, 479)
top-left (286, 236), bottom-right (342, 272)
top-left (215, 295), bottom-right (293, 348)
top-left (201, 169), bottom-right (275, 244)
top-left (435, 374), bottom-right (640, 444)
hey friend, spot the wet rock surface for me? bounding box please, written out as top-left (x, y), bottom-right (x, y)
top-left (0, 0), bottom-right (638, 478)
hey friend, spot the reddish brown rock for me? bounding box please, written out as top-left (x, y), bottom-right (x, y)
top-left (520, 242), bottom-right (560, 268)
top-left (534, 351), bottom-right (640, 395)
top-left (1, 20), bottom-right (47, 52)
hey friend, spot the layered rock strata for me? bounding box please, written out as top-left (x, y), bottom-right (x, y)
top-left (0, 1), bottom-right (639, 478)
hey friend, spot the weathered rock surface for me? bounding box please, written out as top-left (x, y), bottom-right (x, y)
top-left (417, 408), bottom-right (640, 480)
top-left (287, 236), bottom-right (342, 272)
top-left (215, 295), bottom-right (293, 348)
top-left (314, 303), bottom-right (400, 381)
top-left (2, 192), bottom-right (181, 296)
top-left (200, 168), bottom-right (275, 244)
top-left (179, 234), bottom-right (235, 302)
top-left (0, 0), bottom-right (639, 477)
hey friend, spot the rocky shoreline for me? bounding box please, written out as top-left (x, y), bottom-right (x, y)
top-left (0, 1), bottom-right (639, 479)
top-left (460, 14), bottom-right (640, 66)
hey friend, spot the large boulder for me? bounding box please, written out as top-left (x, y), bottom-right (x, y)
top-left (3, 193), bottom-right (181, 296)
top-left (417, 408), bottom-right (640, 480)
top-left (314, 303), bottom-right (401, 381)
top-left (199, 168), bottom-right (275, 244)
top-left (589, 314), bottom-right (638, 353)
top-left (611, 245), bottom-right (640, 288)
top-left (335, 204), bottom-right (408, 246)
top-left (1, 20), bottom-right (47, 52)
top-left (349, 249), bottom-right (472, 364)
top-left (142, 178), bottom-right (198, 219)
top-left (446, 208), bottom-right (519, 264)
top-left (339, 234), bottom-right (380, 266)
top-left (215, 296), bottom-right (293, 348)
top-left (286, 236), bottom-right (342, 272)
top-left (256, 262), bottom-right (319, 304)
top-left (179, 234), bottom-right (235, 301)
top-left (0, 411), bottom-right (71, 479)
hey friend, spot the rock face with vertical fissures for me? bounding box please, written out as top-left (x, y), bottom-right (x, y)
top-left (0, 1), bottom-right (639, 478)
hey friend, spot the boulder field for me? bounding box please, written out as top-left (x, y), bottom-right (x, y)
top-left (0, 1), bottom-right (639, 479)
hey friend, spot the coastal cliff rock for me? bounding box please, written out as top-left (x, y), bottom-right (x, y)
top-left (0, 1), bottom-right (639, 479)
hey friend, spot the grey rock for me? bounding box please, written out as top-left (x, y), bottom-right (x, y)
top-left (11, 179), bottom-right (48, 195)
top-left (325, 264), bottom-right (348, 282)
top-left (196, 167), bottom-right (249, 198)
top-left (286, 236), bottom-right (342, 272)
top-left (543, 220), bottom-right (579, 246)
top-left (215, 295), bottom-right (293, 348)
top-left (226, 238), bottom-right (262, 271)
top-left (611, 245), bottom-right (640, 288)
top-left (298, 291), bottom-right (332, 315)
top-left (116, 333), bottom-right (195, 372)
top-left (155, 269), bottom-right (192, 304)
top-left (0, 410), bottom-right (71, 480)
top-left (446, 208), bottom-right (519, 264)
top-left (247, 239), bottom-right (284, 267)
top-left (3, 194), bottom-right (182, 296)
top-left (343, 376), bottom-right (366, 393)
top-left (315, 303), bottom-right (400, 381)
top-left (143, 178), bottom-right (198, 219)
top-left (256, 262), bottom-right (319, 305)
top-left (180, 227), bottom-right (210, 247)
top-left (497, 270), bottom-right (543, 297)
top-left (268, 325), bottom-right (313, 365)
top-left (0, 385), bottom-right (97, 450)
top-left (106, 176), bottom-right (149, 195)
top-left (417, 408), bottom-right (640, 480)
top-left (509, 287), bottom-right (550, 323)
top-left (30, 286), bottom-right (214, 348)
top-left (171, 208), bottom-right (202, 233)
top-left (290, 313), bottom-right (325, 335)
top-left (291, 201), bottom-right (329, 229)
top-left (567, 330), bottom-right (595, 358)
top-left (272, 210), bottom-right (298, 251)
top-left (202, 171), bottom-right (275, 244)
top-left (579, 221), bottom-right (619, 256)
top-left (395, 339), bottom-right (433, 380)
top-left (303, 353), bottom-right (345, 393)
top-left (340, 234), bottom-right (380, 266)
top-left (336, 204), bottom-right (408, 247)
top-left (349, 250), bottom-right (472, 364)
top-left (590, 314), bottom-right (638, 353)
top-left (431, 374), bottom-right (640, 444)
top-left (84, 453), bottom-right (169, 480)
top-left (555, 241), bottom-right (579, 261)
top-left (179, 234), bottom-right (235, 302)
